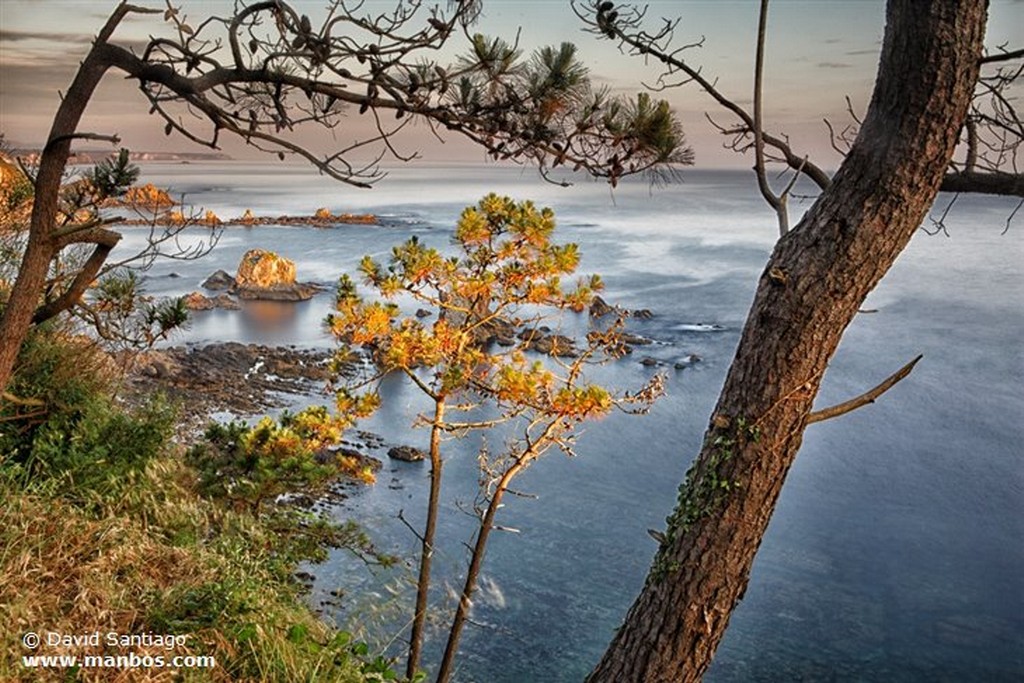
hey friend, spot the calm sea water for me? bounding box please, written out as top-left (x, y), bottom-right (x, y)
top-left (125, 162), bottom-right (1023, 681)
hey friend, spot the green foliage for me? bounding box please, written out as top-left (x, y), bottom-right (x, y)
top-left (0, 323), bottom-right (397, 682)
top-left (187, 405), bottom-right (373, 513)
top-left (26, 395), bottom-right (174, 502)
top-left (88, 147), bottom-right (139, 199)
top-left (90, 268), bottom-right (190, 347)
top-left (654, 417), bottom-right (761, 579)
top-left (0, 323), bottom-right (173, 503)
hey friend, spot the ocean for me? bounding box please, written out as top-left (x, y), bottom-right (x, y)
top-left (122, 161), bottom-right (1023, 681)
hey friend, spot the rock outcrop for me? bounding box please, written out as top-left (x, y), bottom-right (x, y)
top-left (518, 327), bottom-right (577, 357)
top-left (236, 249), bottom-right (297, 288)
top-left (114, 183), bottom-right (175, 208)
top-left (232, 249), bottom-right (323, 301)
top-left (590, 295), bottom-right (615, 318)
top-left (126, 342), bottom-right (346, 428)
top-left (202, 269), bottom-right (235, 291)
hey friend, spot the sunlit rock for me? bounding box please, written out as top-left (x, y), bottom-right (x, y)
top-left (119, 183), bottom-right (175, 208)
top-left (236, 249), bottom-right (296, 288)
top-left (232, 248), bottom-right (321, 301)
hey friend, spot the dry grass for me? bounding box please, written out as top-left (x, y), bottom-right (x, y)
top-left (0, 458), bottom-right (371, 682)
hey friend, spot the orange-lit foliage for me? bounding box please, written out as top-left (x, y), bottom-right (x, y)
top-left (327, 192), bottom-right (663, 441)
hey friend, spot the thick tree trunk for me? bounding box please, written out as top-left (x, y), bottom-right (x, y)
top-left (588, 1), bottom-right (986, 681)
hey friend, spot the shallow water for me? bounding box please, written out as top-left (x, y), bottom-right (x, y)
top-left (127, 162), bottom-right (1024, 681)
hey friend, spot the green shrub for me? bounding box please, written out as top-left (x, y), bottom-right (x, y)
top-left (187, 406), bottom-right (372, 513)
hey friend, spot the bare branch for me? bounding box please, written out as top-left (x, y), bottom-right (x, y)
top-left (807, 355), bottom-right (923, 425)
top-left (752, 0), bottom-right (788, 235)
top-left (572, 0), bottom-right (830, 192)
top-left (979, 47), bottom-right (1024, 65)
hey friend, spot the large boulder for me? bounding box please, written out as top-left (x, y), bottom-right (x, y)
top-left (235, 249), bottom-right (297, 288)
top-left (232, 249), bottom-right (321, 301)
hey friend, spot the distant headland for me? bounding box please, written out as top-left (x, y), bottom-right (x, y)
top-left (10, 148), bottom-right (232, 165)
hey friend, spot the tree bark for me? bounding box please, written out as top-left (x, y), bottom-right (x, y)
top-left (0, 49), bottom-right (114, 394)
top-left (587, 1), bottom-right (986, 681)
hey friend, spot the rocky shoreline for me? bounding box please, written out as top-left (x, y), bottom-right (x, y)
top-left (125, 342), bottom-right (340, 430)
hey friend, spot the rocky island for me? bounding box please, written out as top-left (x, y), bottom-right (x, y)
top-left (184, 249), bottom-right (325, 310)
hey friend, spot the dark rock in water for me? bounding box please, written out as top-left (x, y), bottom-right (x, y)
top-left (415, 308), bottom-right (432, 318)
top-left (674, 354), bottom-right (701, 369)
top-left (214, 294), bottom-right (241, 310)
top-left (202, 269), bottom-right (235, 290)
top-left (167, 272), bottom-right (181, 279)
top-left (620, 332), bottom-right (652, 346)
top-left (632, 308), bottom-right (654, 319)
top-left (640, 356), bottom-right (660, 366)
top-left (531, 334), bottom-right (577, 357)
top-left (590, 295), bottom-right (615, 318)
top-left (517, 327), bottom-right (577, 356)
top-left (388, 445), bottom-right (426, 462)
top-left (477, 316), bottom-right (517, 346)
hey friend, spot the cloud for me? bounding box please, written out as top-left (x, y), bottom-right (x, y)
top-left (0, 29), bottom-right (92, 44)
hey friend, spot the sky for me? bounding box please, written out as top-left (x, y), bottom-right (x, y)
top-left (1, 0), bottom-right (1021, 169)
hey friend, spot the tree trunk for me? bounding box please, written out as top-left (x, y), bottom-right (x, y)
top-left (0, 49), bottom-right (113, 394)
top-left (406, 398), bottom-right (446, 680)
top-left (587, 1), bottom-right (986, 681)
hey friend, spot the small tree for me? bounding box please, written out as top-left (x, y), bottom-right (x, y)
top-left (328, 194), bottom-right (664, 681)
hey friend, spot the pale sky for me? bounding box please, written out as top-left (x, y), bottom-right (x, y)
top-left (1, 1), bottom-right (1021, 169)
